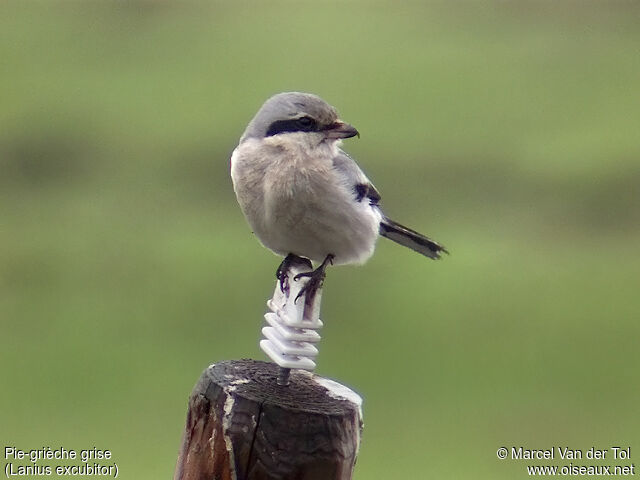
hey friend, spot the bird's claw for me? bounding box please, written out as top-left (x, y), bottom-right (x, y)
top-left (276, 265), bottom-right (290, 293)
top-left (277, 271), bottom-right (289, 294)
top-left (276, 254), bottom-right (312, 294)
top-left (293, 254), bottom-right (334, 304)
top-left (294, 277), bottom-right (323, 304)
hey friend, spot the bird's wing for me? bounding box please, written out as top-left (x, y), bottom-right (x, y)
top-left (332, 150), bottom-right (381, 206)
top-left (332, 151), bottom-right (448, 260)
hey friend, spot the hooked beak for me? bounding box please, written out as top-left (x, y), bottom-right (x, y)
top-left (324, 121), bottom-right (360, 140)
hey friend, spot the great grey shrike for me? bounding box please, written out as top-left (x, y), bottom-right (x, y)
top-left (230, 92), bottom-right (447, 298)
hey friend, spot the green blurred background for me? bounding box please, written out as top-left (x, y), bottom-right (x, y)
top-left (1, 1), bottom-right (639, 478)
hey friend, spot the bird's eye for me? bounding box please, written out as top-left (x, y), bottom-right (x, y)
top-left (296, 116), bottom-right (316, 130)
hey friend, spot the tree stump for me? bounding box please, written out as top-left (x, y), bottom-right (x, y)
top-left (174, 359), bottom-right (363, 480)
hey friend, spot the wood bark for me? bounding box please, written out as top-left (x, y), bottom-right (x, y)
top-left (174, 359), bottom-right (362, 480)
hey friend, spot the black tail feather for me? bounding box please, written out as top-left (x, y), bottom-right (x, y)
top-left (379, 217), bottom-right (448, 259)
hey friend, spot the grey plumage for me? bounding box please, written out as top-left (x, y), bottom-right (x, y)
top-left (230, 92), bottom-right (447, 269)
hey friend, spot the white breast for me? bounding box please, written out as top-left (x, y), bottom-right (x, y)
top-left (231, 136), bottom-right (381, 265)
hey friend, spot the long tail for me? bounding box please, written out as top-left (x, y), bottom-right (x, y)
top-left (379, 216), bottom-right (448, 259)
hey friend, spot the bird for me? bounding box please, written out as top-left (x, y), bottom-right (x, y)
top-left (230, 92), bottom-right (447, 300)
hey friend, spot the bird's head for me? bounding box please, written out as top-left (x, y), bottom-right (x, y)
top-left (239, 92), bottom-right (359, 146)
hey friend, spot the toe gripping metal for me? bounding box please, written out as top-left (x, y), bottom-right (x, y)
top-left (260, 263), bottom-right (323, 371)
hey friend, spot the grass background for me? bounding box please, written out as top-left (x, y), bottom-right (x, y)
top-left (1, 1), bottom-right (639, 478)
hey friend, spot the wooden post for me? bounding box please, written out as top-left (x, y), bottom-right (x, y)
top-left (174, 359), bottom-right (363, 480)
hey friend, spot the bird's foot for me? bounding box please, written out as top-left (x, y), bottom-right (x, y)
top-left (294, 254), bottom-right (335, 304)
top-left (276, 254), bottom-right (312, 293)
